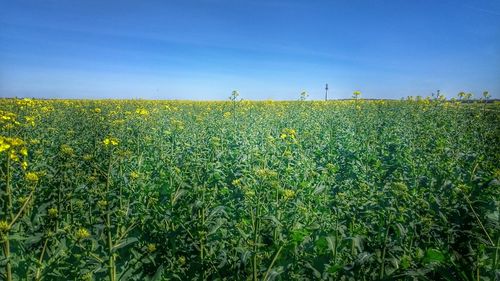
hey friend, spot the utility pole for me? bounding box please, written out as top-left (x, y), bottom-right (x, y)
top-left (325, 83), bottom-right (329, 101)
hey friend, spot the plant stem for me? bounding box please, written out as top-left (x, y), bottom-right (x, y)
top-left (263, 245), bottom-right (283, 281)
top-left (3, 238), bottom-right (12, 281)
top-left (273, 189), bottom-right (279, 242)
top-left (200, 203), bottom-right (206, 280)
top-left (252, 203), bottom-right (260, 281)
top-left (350, 219), bottom-right (355, 256)
top-left (379, 216), bottom-right (391, 280)
top-left (9, 189), bottom-right (35, 228)
top-left (35, 238), bottom-right (49, 280)
top-left (106, 152), bottom-right (116, 281)
top-left (6, 157), bottom-right (13, 220)
top-left (3, 156), bottom-right (12, 281)
top-left (494, 236), bottom-right (499, 272)
top-left (333, 215), bottom-right (338, 265)
top-left (476, 253), bottom-right (480, 281)
top-left (464, 194), bottom-right (494, 246)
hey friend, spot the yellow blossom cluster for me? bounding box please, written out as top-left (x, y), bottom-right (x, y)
top-left (48, 207), bottom-right (58, 218)
top-left (283, 189), bottom-right (296, 199)
top-left (147, 243), bottom-right (157, 253)
top-left (75, 228), bottom-right (91, 239)
top-left (280, 128), bottom-right (297, 140)
top-left (136, 108), bottom-right (149, 116)
top-left (0, 220), bottom-right (10, 232)
top-left (1, 111), bottom-right (21, 129)
top-left (0, 136), bottom-right (29, 169)
top-left (103, 137), bottom-right (119, 146)
top-left (15, 98), bottom-right (36, 108)
top-left (26, 172), bottom-right (39, 182)
top-left (255, 168), bottom-right (278, 179)
top-left (130, 171), bottom-right (140, 180)
top-left (24, 116), bottom-right (36, 127)
top-left (60, 144), bottom-right (75, 156)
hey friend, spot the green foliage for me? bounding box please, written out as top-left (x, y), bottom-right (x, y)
top-left (0, 98), bottom-right (499, 280)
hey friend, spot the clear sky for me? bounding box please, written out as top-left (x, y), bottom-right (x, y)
top-left (1, 0), bottom-right (499, 100)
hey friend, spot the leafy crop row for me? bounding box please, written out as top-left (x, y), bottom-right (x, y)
top-left (1, 97), bottom-right (499, 280)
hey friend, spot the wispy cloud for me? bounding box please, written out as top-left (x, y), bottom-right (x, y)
top-left (463, 4), bottom-right (500, 16)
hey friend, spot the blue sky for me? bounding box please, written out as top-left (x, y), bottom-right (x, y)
top-left (1, 0), bottom-right (499, 100)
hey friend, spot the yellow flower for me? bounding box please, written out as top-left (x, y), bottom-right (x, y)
top-left (75, 228), bottom-right (91, 239)
top-left (75, 200), bottom-right (84, 209)
top-left (0, 142), bottom-right (10, 153)
top-left (94, 108), bottom-right (101, 113)
top-left (255, 168), bottom-right (278, 179)
top-left (392, 182), bottom-right (408, 193)
top-left (20, 147), bottom-right (28, 156)
top-left (60, 144), bottom-right (74, 155)
top-left (10, 138), bottom-right (23, 146)
top-left (135, 108), bottom-right (149, 115)
top-left (130, 171), bottom-right (140, 179)
top-left (97, 200), bottom-right (108, 209)
top-left (103, 137), bottom-right (119, 146)
top-left (25, 116), bottom-right (35, 126)
top-left (21, 161), bottom-right (28, 170)
top-left (0, 220), bottom-right (9, 232)
top-left (81, 272), bottom-right (93, 281)
top-left (9, 150), bottom-right (19, 161)
top-left (16, 98), bottom-right (35, 107)
top-left (223, 111), bottom-right (231, 118)
top-left (26, 172), bottom-right (39, 182)
top-left (283, 189), bottom-right (295, 200)
top-left (48, 207), bottom-right (58, 218)
top-left (17, 196), bottom-right (28, 205)
top-left (283, 150), bottom-right (292, 158)
top-left (280, 128), bottom-right (297, 140)
top-left (232, 178), bottom-right (242, 187)
top-left (147, 243), bottom-right (157, 253)
top-left (244, 190), bottom-right (255, 197)
top-left (178, 256), bottom-right (186, 265)
top-left (297, 204), bottom-right (308, 214)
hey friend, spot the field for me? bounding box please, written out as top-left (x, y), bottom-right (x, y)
top-left (0, 98), bottom-right (499, 280)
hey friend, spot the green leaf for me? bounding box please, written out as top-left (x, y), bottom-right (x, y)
top-left (423, 249), bottom-right (445, 264)
top-left (305, 262), bottom-right (321, 278)
top-left (208, 218), bottom-right (225, 236)
top-left (328, 264), bottom-right (343, 274)
top-left (171, 189), bottom-right (186, 205)
top-left (148, 264), bottom-right (164, 281)
top-left (313, 184), bottom-right (326, 195)
top-left (112, 237), bottom-right (138, 252)
top-left (291, 229), bottom-right (310, 244)
top-left (263, 215), bottom-right (282, 227)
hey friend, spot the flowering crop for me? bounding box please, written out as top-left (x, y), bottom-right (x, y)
top-left (0, 97), bottom-right (498, 280)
